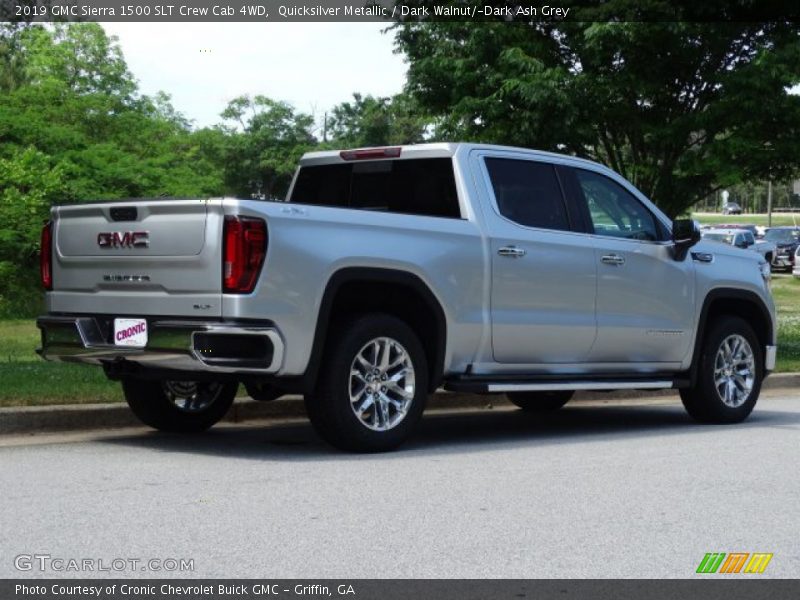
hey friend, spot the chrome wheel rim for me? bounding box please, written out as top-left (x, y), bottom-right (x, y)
top-left (163, 381), bottom-right (221, 413)
top-left (714, 334), bottom-right (755, 408)
top-left (349, 337), bottom-right (416, 432)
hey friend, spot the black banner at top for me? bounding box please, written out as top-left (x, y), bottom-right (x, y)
top-left (2, 0), bottom-right (800, 23)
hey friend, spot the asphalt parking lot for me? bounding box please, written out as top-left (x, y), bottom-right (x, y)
top-left (1, 391), bottom-right (798, 579)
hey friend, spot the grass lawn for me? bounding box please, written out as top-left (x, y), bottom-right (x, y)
top-left (771, 274), bottom-right (800, 372)
top-left (2, 277), bottom-right (799, 407)
top-left (692, 212), bottom-right (800, 227)
top-left (0, 321), bottom-right (122, 406)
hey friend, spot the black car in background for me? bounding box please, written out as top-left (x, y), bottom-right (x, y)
top-left (764, 226), bottom-right (800, 270)
top-left (722, 201), bottom-right (742, 215)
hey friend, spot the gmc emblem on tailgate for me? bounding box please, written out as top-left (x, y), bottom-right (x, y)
top-left (97, 231), bottom-right (149, 249)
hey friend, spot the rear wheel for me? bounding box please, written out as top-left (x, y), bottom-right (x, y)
top-left (680, 316), bottom-right (762, 423)
top-left (122, 379), bottom-right (238, 432)
top-left (305, 314), bottom-right (428, 452)
top-left (507, 391), bottom-right (573, 412)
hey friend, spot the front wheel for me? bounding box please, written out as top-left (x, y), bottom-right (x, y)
top-left (680, 316), bottom-right (762, 423)
top-left (305, 314), bottom-right (428, 452)
top-left (507, 391), bottom-right (573, 412)
top-left (122, 379), bottom-right (238, 432)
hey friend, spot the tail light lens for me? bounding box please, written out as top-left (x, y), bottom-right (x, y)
top-left (40, 221), bottom-right (53, 290)
top-left (223, 216), bottom-right (267, 294)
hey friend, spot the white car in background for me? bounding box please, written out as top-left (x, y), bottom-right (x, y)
top-left (702, 228), bottom-right (777, 265)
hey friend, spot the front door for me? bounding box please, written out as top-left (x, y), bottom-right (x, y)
top-left (567, 167), bottom-right (695, 363)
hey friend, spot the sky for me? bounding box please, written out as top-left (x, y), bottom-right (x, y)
top-left (101, 23), bottom-right (408, 129)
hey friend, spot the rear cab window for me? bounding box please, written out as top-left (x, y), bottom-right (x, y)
top-left (483, 157), bottom-right (572, 232)
top-left (288, 158), bottom-right (461, 219)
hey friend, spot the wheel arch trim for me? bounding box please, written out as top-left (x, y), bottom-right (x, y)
top-left (304, 267), bottom-right (448, 393)
top-left (690, 288), bottom-right (775, 384)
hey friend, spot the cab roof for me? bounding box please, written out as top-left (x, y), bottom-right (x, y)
top-left (299, 142), bottom-right (606, 172)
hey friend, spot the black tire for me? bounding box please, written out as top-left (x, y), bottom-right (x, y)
top-left (680, 316), bottom-right (762, 424)
top-left (305, 313), bottom-right (428, 452)
top-left (122, 379), bottom-right (238, 432)
top-left (507, 391), bottom-right (574, 412)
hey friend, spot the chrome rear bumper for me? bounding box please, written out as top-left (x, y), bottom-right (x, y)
top-left (36, 316), bottom-right (284, 374)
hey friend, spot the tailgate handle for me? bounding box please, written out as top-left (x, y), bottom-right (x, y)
top-left (110, 206), bottom-right (138, 222)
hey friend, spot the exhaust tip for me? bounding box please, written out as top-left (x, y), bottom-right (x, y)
top-left (193, 332), bottom-right (274, 370)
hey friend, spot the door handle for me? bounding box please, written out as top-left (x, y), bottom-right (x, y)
top-left (498, 246), bottom-right (527, 258)
top-left (601, 254), bottom-right (625, 266)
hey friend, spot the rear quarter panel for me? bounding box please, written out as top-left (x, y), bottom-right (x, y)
top-left (222, 199), bottom-right (486, 376)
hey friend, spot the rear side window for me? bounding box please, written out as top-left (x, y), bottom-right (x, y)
top-left (484, 158), bottom-right (570, 231)
top-left (288, 158), bottom-right (461, 218)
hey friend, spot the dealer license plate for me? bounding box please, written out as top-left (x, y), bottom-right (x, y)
top-left (113, 318), bottom-right (148, 348)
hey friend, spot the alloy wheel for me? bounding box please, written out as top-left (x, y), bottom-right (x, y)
top-left (348, 337), bottom-right (416, 432)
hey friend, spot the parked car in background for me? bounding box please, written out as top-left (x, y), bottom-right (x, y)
top-left (763, 226), bottom-right (800, 272)
top-left (715, 223), bottom-right (761, 239)
top-left (722, 202), bottom-right (742, 215)
top-left (702, 228), bottom-right (776, 264)
top-left (794, 246), bottom-right (800, 279)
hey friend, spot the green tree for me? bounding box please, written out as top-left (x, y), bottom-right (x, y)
top-left (326, 92), bottom-right (428, 147)
top-left (23, 23), bottom-right (135, 99)
top-left (0, 24), bottom-right (224, 200)
top-left (0, 23), bottom-right (31, 91)
top-left (0, 147), bottom-right (63, 261)
top-left (0, 23), bottom-right (226, 315)
top-left (0, 148), bottom-right (65, 316)
top-left (395, 11), bottom-right (800, 216)
top-left (220, 95), bottom-right (315, 199)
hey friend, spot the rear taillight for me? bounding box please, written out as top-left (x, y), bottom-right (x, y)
top-left (223, 216), bottom-right (267, 294)
top-left (40, 221), bottom-right (53, 290)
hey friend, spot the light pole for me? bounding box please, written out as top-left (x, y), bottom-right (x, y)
top-left (767, 180), bottom-right (773, 228)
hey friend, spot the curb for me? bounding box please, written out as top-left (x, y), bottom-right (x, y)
top-left (1, 373), bottom-right (798, 436)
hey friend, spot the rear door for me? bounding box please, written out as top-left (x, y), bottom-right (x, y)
top-left (479, 153), bottom-right (598, 364)
top-left (50, 199), bottom-right (225, 317)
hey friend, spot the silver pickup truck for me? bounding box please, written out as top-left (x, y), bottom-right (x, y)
top-left (37, 143), bottom-right (777, 452)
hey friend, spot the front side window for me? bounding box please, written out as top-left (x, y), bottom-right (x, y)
top-left (484, 158), bottom-right (570, 231)
top-left (573, 169), bottom-right (661, 242)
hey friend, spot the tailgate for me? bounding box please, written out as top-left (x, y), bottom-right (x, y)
top-left (48, 199), bottom-right (224, 317)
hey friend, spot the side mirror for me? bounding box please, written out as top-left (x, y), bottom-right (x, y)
top-left (671, 219), bottom-right (701, 261)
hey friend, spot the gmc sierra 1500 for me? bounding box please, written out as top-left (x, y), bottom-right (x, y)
top-left (37, 143), bottom-right (777, 451)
